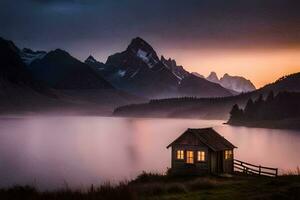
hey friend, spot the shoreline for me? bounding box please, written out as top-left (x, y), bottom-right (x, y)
top-left (1, 172), bottom-right (299, 200)
top-left (226, 118), bottom-right (300, 130)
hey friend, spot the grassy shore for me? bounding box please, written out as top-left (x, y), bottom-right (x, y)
top-left (1, 173), bottom-right (300, 200)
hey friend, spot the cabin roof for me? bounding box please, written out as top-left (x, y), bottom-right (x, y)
top-left (166, 128), bottom-right (237, 151)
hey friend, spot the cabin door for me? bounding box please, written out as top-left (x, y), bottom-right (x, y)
top-left (216, 151), bottom-right (224, 173)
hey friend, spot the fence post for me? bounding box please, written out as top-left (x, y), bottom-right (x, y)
top-left (235, 159), bottom-right (278, 177)
top-left (241, 162), bottom-right (245, 173)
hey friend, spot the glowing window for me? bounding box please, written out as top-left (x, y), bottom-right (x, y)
top-left (197, 151), bottom-right (206, 161)
top-left (225, 150), bottom-right (233, 160)
top-left (186, 151), bottom-right (194, 164)
top-left (176, 150), bottom-right (184, 160)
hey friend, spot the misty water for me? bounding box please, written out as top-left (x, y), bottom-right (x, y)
top-left (0, 116), bottom-right (299, 190)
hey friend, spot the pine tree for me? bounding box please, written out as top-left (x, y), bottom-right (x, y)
top-left (253, 94), bottom-right (264, 120)
top-left (266, 91), bottom-right (274, 102)
top-left (229, 104), bottom-right (243, 122)
top-left (244, 98), bottom-right (254, 120)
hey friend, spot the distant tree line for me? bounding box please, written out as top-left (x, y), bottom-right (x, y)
top-left (114, 91), bottom-right (256, 117)
top-left (228, 91), bottom-right (300, 123)
top-left (114, 95), bottom-right (238, 114)
top-left (149, 96), bottom-right (232, 104)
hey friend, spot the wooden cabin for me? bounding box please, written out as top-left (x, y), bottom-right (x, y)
top-left (167, 128), bottom-right (237, 175)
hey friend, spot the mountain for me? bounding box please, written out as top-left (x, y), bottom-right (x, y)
top-left (20, 48), bottom-right (47, 65)
top-left (102, 37), bottom-right (180, 98)
top-left (178, 74), bottom-right (233, 98)
top-left (0, 37), bottom-right (65, 112)
top-left (160, 56), bottom-right (189, 79)
top-left (0, 37), bottom-right (144, 114)
top-left (207, 72), bottom-right (220, 83)
top-left (24, 48), bottom-right (144, 113)
top-left (29, 49), bottom-right (113, 89)
top-left (84, 55), bottom-right (107, 70)
top-left (220, 73), bottom-right (256, 93)
top-left (113, 72), bottom-right (300, 119)
top-left (0, 37), bottom-right (54, 93)
top-left (0, 38), bottom-right (38, 88)
top-left (206, 72), bottom-right (256, 93)
top-left (191, 72), bottom-right (205, 79)
top-left (85, 37), bottom-right (233, 98)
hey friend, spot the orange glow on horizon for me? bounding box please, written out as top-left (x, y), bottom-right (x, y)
top-left (162, 48), bottom-right (300, 88)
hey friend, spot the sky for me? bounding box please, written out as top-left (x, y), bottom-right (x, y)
top-left (1, 0), bottom-right (300, 88)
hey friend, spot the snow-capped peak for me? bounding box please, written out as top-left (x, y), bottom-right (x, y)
top-left (136, 49), bottom-right (158, 68)
top-left (136, 49), bottom-right (149, 63)
top-left (20, 48), bottom-right (47, 65)
top-left (161, 55), bottom-right (190, 79)
top-left (117, 69), bottom-right (126, 77)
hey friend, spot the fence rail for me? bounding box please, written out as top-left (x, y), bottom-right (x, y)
top-left (234, 159), bottom-right (278, 177)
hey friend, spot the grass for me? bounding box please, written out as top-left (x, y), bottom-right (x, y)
top-left (281, 166), bottom-right (300, 176)
top-left (1, 172), bottom-right (300, 200)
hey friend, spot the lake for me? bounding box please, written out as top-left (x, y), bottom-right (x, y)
top-left (0, 116), bottom-right (299, 190)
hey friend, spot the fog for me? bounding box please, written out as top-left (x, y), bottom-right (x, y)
top-left (0, 116), bottom-right (299, 190)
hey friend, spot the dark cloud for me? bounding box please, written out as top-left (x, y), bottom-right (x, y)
top-left (31, 0), bottom-right (96, 4)
top-left (32, 0), bottom-right (75, 3)
top-left (0, 0), bottom-right (299, 60)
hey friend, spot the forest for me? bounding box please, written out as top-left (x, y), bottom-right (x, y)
top-left (227, 91), bottom-right (300, 129)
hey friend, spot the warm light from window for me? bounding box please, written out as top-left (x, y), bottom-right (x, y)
top-left (225, 150), bottom-right (233, 160)
top-left (176, 150), bottom-right (184, 160)
top-left (186, 151), bottom-right (194, 164)
top-left (197, 151), bottom-right (205, 161)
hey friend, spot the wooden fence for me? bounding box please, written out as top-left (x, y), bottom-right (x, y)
top-left (234, 159), bottom-right (278, 177)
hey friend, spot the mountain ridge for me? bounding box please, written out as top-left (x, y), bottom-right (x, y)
top-left (0, 37), bottom-right (145, 114)
top-left (206, 71), bottom-right (256, 93)
top-left (113, 72), bottom-right (300, 119)
top-left (0, 37), bottom-right (68, 113)
top-left (1, 36), bottom-right (287, 117)
top-left (28, 48), bottom-right (113, 89)
top-left (85, 37), bottom-right (234, 98)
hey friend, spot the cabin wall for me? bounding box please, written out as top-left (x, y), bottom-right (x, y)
top-left (171, 147), bottom-right (235, 175)
top-left (171, 144), bottom-right (210, 175)
top-left (210, 151), bottom-right (217, 173)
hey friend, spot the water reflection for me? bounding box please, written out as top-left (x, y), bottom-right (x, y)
top-left (0, 116), bottom-right (299, 189)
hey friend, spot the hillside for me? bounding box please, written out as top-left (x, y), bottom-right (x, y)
top-left (1, 173), bottom-right (299, 200)
top-left (0, 37), bottom-right (69, 113)
top-left (29, 49), bottom-right (113, 89)
top-left (113, 72), bottom-right (300, 119)
top-left (227, 91), bottom-right (300, 129)
top-left (0, 37), bottom-right (144, 115)
top-left (26, 48), bottom-right (145, 113)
